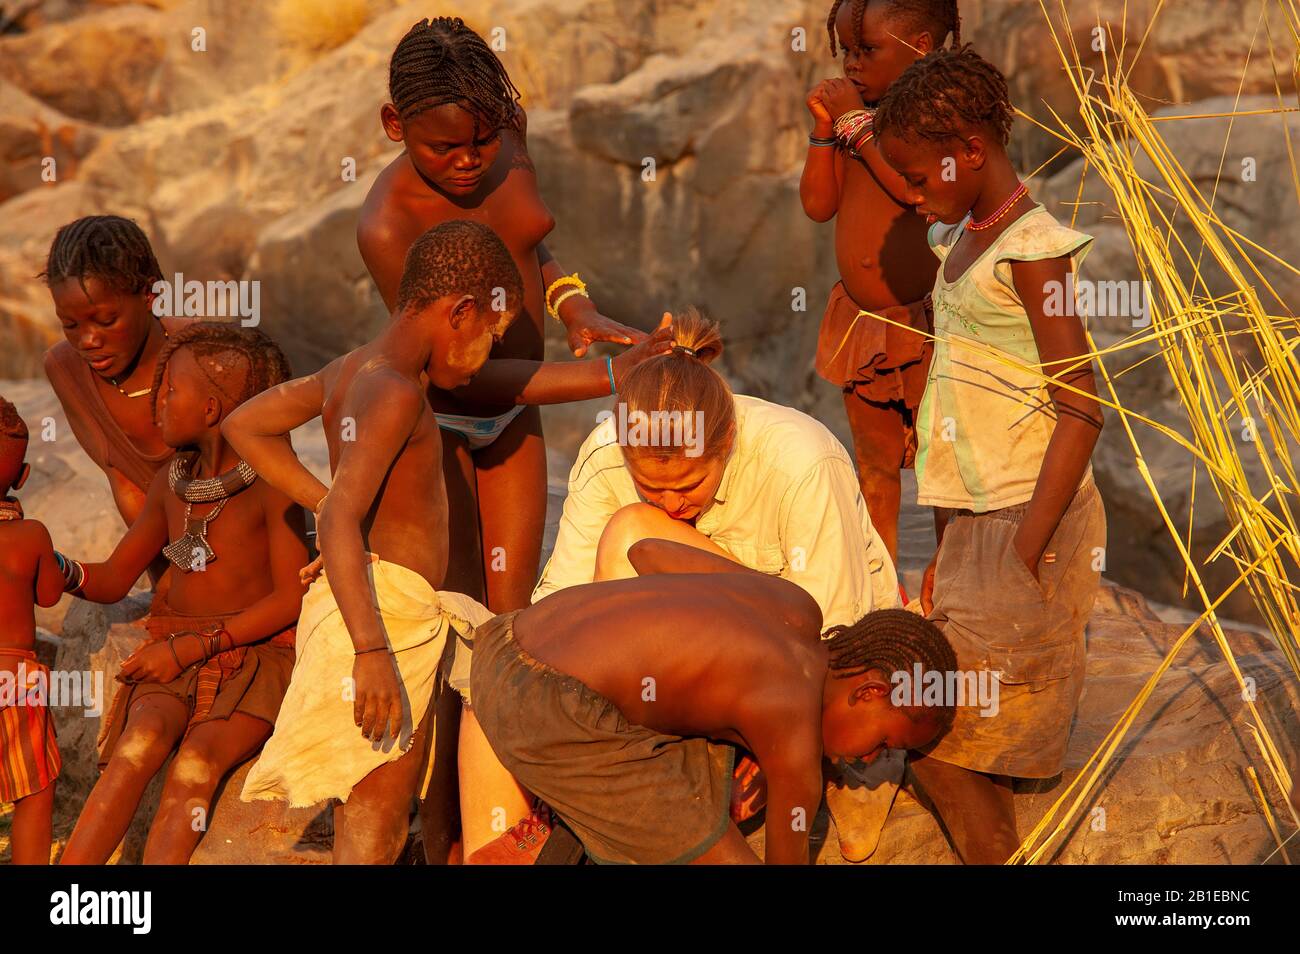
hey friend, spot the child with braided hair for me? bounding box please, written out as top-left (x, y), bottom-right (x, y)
top-left (472, 543), bottom-right (956, 864)
top-left (57, 323), bottom-right (309, 865)
top-left (360, 16), bottom-right (648, 618)
top-left (0, 398), bottom-right (67, 864)
top-left (874, 47), bottom-right (1106, 863)
top-left (41, 216), bottom-right (195, 528)
top-left (362, 20), bottom-right (680, 861)
top-left (802, 0), bottom-right (960, 564)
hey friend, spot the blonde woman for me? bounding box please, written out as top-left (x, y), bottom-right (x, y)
top-left (535, 308), bottom-right (898, 622)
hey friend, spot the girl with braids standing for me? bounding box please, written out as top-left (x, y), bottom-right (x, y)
top-left (801, 0), bottom-right (960, 566)
top-left (359, 18), bottom-right (654, 864)
top-left (874, 47), bottom-right (1106, 863)
top-left (42, 216), bottom-right (195, 529)
top-left (359, 17), bottom-right (644, 616)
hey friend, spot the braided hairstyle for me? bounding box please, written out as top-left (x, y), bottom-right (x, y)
top-left (388, 17), bottom-right (522, 135)
top-left (874, 44), bottom-right (1013, 146)
top-left (396, 219), bottom-right (523, 320)
top-left (826, 608), bottom-right (959, 730)
top-left (150, 322), bottom-right (292, 420)
top-left (826, 0), bottom-right (961, 57)
top-left (39, 215), bottom-right (163, 298)
top-left (0, 396), bottom-right (29, 482)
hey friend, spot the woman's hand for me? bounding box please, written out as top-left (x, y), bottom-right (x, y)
top-left (611, 314), bottom-right (674, 384)
top-left (119, 639), bottom-right (187, 685)
top-left (562, 299), bottom-right (648, 358)
top-left (808, 78), bottom-right (865, 125)
top-left (352, 651), bottom-right (404, 744)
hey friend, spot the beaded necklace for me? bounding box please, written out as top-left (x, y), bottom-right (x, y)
top-left (162, 452), bottom-right (257, 571)
top-left (966, 183), bottom-right (1028, 232)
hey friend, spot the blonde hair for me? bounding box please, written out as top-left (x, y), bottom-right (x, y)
top-left (617, 307), bottom-right (735, 463)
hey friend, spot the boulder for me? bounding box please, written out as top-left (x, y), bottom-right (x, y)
top-left (0, 78), bottom-right (101, 202)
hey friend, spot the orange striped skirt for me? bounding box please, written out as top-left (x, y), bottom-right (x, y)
top-left (0, 649), bottom-right (61, 803)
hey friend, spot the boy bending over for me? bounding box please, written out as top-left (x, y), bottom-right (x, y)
top-left (472, 539), bottom-right (956, 864)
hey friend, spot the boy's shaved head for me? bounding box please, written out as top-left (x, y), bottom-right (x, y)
top-left (395, 219), bottom-right (523, 318)
top-left (0, 397), bottom-right (30, 493)
top-left (826, 608), bottom-right (959, 731)
top-left (826, 0), bottom-right (961, 57)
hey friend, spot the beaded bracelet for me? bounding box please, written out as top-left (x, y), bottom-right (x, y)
top-left (605, 356), bottom-right (617, 395)
top-left (550, 286), bottom-right (589, 318)
top-left (545, 273), bottom-right (588, 321)
top-left (54, 550), bottom-right (86, 594)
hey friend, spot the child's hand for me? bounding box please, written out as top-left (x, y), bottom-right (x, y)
top-left (352, 651), bottom-right (404, 744)
top-left (562, 299), bottom-right (648, 358)
top-left (299, 554), bottom-right (324, 585)
top-left (920, 554), bottom-right (939, 616)
top-left (119, 640), bottom-right (185, 685)
top-left (611, 314), bottom-right (674, 381)
top-left (806, 81), bottom-right (834, 131)
top-left (808, 78), bottom-right (865, 125)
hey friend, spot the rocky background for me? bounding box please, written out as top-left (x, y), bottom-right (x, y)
top-left (0, 0), bottom-right (1297, 862)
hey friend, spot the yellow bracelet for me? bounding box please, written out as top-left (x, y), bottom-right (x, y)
top-left (551, 286), bottom-right (589, 318)
top-left (545, 273), bottom-right (587, 321)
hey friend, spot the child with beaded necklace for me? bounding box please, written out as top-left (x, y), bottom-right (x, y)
top-left (57, 323), bottom-right (308, 864)
top-left (874, 46), bottom-right (1107, 863)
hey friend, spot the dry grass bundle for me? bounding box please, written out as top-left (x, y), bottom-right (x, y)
top-left (865, 0), bottom-right (1300, 864)
top-left (1006, 0), bottom-right (1300, 864)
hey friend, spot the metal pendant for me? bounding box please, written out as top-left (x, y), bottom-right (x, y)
top-left (162, 531), bottom-right (217, 572)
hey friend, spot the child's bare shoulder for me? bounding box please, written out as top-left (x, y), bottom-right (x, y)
top-left (0, 518), bottom-right (54, 566)
top-left (358, 158), bottom-right (426, 252)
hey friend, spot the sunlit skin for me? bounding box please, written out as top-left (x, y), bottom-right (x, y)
top-left (45, 275), bottom-right (189, 526)
top-left (364, 90), bottom-right (672, 861)
top-left (623, 439), bottom-right (731, 524)
top-left (876, 119), bottom-right (1104, 865)
top-left (58, 346), bottom-right (308, 865)
top-left (799, 3), bottom-right (939, 563)
top-left (361, 95), bottom-right (647, 596)
top-left (512, 539), bottom-right (946, 864)
top-left (0, 431), bottom-right (67, 864)
top-left (221, 289), bottom-right (523, 865)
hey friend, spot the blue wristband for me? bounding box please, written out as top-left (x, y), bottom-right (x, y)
top-left (605, 356), bottom-right (617, 394)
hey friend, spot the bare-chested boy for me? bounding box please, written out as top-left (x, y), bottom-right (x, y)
top-left (226, 220), bottom-right (668, 863)
top-left (0, 398), bottom-right (66, 864)
top-left (472, 539), bottom-right (957, 864)
top-left (801, 0), bottom-right (961, 562)
top-left (57, 323), bottom-right (307, 865)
